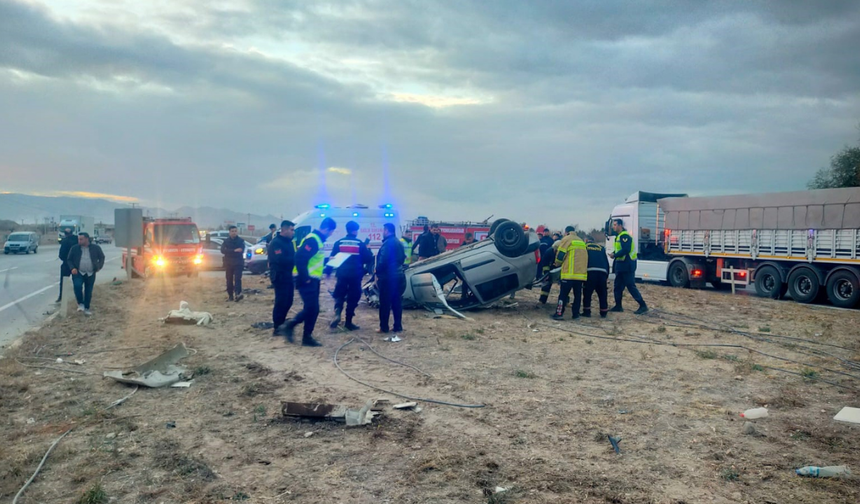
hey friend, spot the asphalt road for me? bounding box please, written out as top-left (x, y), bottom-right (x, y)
top-left (0, 244), bottom-right (124, 348)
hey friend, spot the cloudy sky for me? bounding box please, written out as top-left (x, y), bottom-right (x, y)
top-left (1, 0), bottom-right (859, 229)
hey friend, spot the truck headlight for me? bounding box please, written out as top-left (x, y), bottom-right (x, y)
top-left (153, 256), bottom-right (166, 267)
top-left (193, 255), bottom-right (203, 265)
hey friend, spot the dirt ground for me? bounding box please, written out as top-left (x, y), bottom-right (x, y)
top-left (1, 274), bottom-right (858, 503)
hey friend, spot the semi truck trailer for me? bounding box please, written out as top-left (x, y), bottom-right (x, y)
top-left (605, 188), bottom-right (860, 308)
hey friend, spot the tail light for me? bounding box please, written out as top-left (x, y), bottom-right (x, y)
top-left (692, 268), bottom-right (703, 278)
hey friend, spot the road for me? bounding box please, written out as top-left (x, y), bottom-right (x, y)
top-left (0, 244), bottom-right (124, 349)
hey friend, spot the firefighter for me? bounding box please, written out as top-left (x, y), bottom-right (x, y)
top-left (609, 219), bottom-right (649, 314)
top-left (328, 221), bottom-right (373, 330)
top-left (551, 226), bottom-right (587, 320)
top-left (399, 229), bottom-right (413, 265)
top-left (269, 220), bottom-right (296, 335)
top-left (583, 235), bottom-right (610, 318)
top-left (281, 217), bottom-right (337, 346)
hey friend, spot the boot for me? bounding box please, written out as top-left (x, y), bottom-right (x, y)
top-left (276, 320), bottom-right (295, 343)
top-left (600, 310), bottom-right (608, 319)
top-left (302, 334), bottom-right (323, 347)
top-left (582, 310), bottom-right (591, 318)
top-left (538, 294), bottom-right (548, 304)
top-left (610, 305), bottom-right (623, 313)
top-left (634, 305), bottom-right (649, 315)
top-left (551, 300), bottom-right (565, 320)
top-left (344, 319), bottom-right (360, 331)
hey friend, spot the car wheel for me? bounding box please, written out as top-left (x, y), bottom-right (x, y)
top-left (494, 221), bottom-right (529, 258)
top-left (787, 268), bottom-right (820, 304)
top-left (33, 247), bottom-right (38, 254)
top-left (826, 270), bottom-right (860, 308)
top-left (754, 265), bottom-right (783, 299)
top-left (489, 218), bottom-right (511, 236)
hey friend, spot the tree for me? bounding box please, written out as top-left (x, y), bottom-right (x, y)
top-left (808, 129), bottom-right (860, 189)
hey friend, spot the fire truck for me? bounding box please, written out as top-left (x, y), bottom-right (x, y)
top-left (122, 217), bottom-right (203, 278)
top-left (407, 217), bottom-right (492, 251)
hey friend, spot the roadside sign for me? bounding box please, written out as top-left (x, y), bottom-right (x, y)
top-left (247, 225), bottom-right (256, 232)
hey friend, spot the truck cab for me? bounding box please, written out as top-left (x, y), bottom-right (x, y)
top-left (123, 218), bottom-right (203, 278)
top-left (605, 191), bottom-right (687, 282)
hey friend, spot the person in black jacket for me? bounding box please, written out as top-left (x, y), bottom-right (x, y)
top-left (66, 233), bottom-right (105, 316)
top-left (416, 224), bottom-right (441, 260)
top-left (327, 221), bottom-right (374, 330)
top-left (262, 223), bottom-right (277, 244)
top-left (56, 228), bottom-right (78, 303)
top-left (609, 219), bottom-right (648, 314)
top-left (268, 220), bottom-right (296, 334)
top-left (583, 236), bottom-right (610, 318)
top-left (376, 223), bottom-right (406, 337)
top-left (220, 226), bottom-right (246, 302)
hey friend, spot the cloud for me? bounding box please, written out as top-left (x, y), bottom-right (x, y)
top-left (327, 166), bottom-right (352, 175)
top-left (53, 191), bottom-right (139, 203)
top-left (389, 93), bottom-right (487, 109)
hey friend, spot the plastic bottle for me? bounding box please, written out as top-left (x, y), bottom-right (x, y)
top-left (740, 407), bottom-right (768, 419)
top-left (795, 466), bottom-right (852, 478)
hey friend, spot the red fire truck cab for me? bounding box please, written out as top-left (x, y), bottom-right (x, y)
top-left (122, 217), bottom-right (203, 278)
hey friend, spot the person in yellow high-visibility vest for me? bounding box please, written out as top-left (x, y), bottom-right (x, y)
top-left (280, 217), bottom-right (337, 346)
top-left (551, 226), bottom-right (588, 320)
top-left (399, 229), bottom-right (413, 265)
top-left (609, 218), bottom-right (648, 314)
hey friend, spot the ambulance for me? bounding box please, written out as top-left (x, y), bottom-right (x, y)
top-left (245, 204), bottom-right (401, 274)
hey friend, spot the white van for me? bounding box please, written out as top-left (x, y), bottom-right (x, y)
top-left (245, 204), bottom-right (401, 274)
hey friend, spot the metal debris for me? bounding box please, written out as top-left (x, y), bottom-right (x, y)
top-left (103, 343), bottom-right (191, 388)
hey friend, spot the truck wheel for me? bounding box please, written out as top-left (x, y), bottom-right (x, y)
top-left (489, 218), bottom-right (511, 236)
top-left (754, 266), bottom-right (783, 299)
top-left (494, 221), bottom-right (528, 258)
top-left (787, 268), bottom-right (820, 304)
top-left (826, 270), bottom-right (860, 308)
top-left (668, 262), bottom-right (689, 288)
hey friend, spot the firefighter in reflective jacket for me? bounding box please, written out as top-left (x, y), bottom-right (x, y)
top-left (280, 217), bottom-right (337, 346)
top-left (327, 221), bottom-right (374, 331)
top-left (551, 226), bottom-right (588, 320)
top-left (583, 236), bottom-right (610, 318)
top-left (609, 219), bottom-right (648, 314)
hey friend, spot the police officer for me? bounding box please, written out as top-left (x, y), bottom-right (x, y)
top-left (282, 217), bottom-right (337, 346)
top-left (399, 229), bottom-right (413, 265)
top-left (551, 226), bottom-right (587, 320)
top-left (269, 220), bottom-right (296, 335)
top-left (583, 235), bottom-right (610, 318)
top-left (328, 221), bottom-right (373, 330)
top-left (609, 219), bottom-right (648, 314)
top-left (377, 223), bottom-right (407, 337)
top-left (537, 227), bottom-right (555, 304)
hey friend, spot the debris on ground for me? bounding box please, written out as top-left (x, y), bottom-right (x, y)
top-left (795, 466), bottom-right (852, 478)
top-left (834, 407), bottom-right (860, 425)
top-left (251, 322), bottom-right (275, 330)
top-left (608, 435), bottom-right (622, 454)
top-left (103, 343), bottom-right (192, 388)
top-left (393, 402), bottom-right (418, 410)
top-left (282, 400), bottom-right (378, 426)
top-left (159, 301), bottom-right (213, 326)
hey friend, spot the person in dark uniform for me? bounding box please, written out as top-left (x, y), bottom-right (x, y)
top-left (609, 219), bottom-right (648, 314)
top-left (377, 223), bottom-right (406, 338)
top-left (262, 223), bottom-right (277, 244)
top-left (220, 226), bottom-right (246, 302)
top-left (459, 232), bottom-right (477, 247)
top-left (537, 227), bottom-right (556, 303)
top-left (268, 220), bottom-right (296, 335)
top-left (56, 227), bottom-right (77, 303)
top-left (281, 217), bottom-right (336, 347)
top-left (327, 221), bottom-right (374, 330)
top-left (583, 236), bottom-right (610, 318)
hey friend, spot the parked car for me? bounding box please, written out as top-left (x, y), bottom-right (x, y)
top-left (246, 236), bottom-right (271, 274)
top-left (94, 236), bottom-right (112, 245)
top-left (398, 219), bottom-right (541, 311)
top-left (200, 237), bottom-right (255, 271)
top-left (3, 232), bottom-right (40, 254)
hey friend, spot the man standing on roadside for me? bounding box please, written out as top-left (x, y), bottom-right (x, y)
top-left (281, 217), bottom-right (337, 347)
top-left (268, 220), bottom-right (296, 335)
top-left (56, 227), bottom-right (77, 303)
top-left (262, 223), bottom-right (277, 244)
top-left (66, 233), bottom-right (105, 316)
top-left (377, 223), bottom-right (407, 339)
top-left (416, 223), bottom-right (443, 260)
top-left (220, 226), bottom-right (246, 302)
top-left (609, 219), bottom-right (648, 314)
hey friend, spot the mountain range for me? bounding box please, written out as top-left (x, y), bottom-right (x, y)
top-left (0, 193), bottom-right (280, 230)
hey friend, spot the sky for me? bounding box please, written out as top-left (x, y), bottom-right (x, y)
top-left (1, 0), bottom-right (859, 230)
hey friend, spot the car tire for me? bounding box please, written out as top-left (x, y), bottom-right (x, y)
top-left (754, 265), bottom-right (783, 299)
top-left (489, 218), bottom-right (512, 236)
top-left (494, 221), bottom-right (529, 258)
top-left (826, 270), bottom-right (860, 308)
top-left (787, 268), bottom-right (820, 304)
top-left (34, 247), bottom-right (38, 254)
top-left (668, 261), bottom-right (689, 288)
